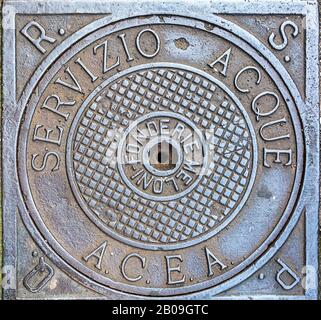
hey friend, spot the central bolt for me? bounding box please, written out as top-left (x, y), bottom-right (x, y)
top-left (149, 141), bottom-right (178, 171)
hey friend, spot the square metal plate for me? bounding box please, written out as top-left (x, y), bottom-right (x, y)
top-left (1, 0), bottom-right (319, 300)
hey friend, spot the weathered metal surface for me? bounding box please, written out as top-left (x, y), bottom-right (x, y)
top-left (1, 0), bottom-right (319, 299)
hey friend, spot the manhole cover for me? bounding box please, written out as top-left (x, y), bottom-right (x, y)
top-left (2, 0), bottom-right (319, 299)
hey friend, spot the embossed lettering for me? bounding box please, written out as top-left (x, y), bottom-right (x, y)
top-left (205, 247), bottom-right (227, 276)
top-left (75, 57), bottom-right (98, 82)
top-left (41, 95), bottom-right (76, 121)
top-left (252, 91), bottom-right (280, 121)
top-left (21, 21), bottom-right (56, 54)
top-left (269, 21), bottom-right (299, 51)
top-left (234, 66), bottom-right (261, 93)
top-left (31, 152), bottom-right (60, 172)
top-left (33, 125), bottom-right (63, 146)
top-left (136, 29), bottom-right (161, 58)
top-left (259, 118), bottom-right (290, 142)
top-left (55, 67), bottom-right (83, 94)
top-left (83, 241), bottom-right (108, 271)
top-left (208, 48), bottom-right (232, 76)
top-left (276, 258), bottom-right (300, 290)
top-left (263, 148), bottom-right (292, 168)
top-left (93, 40), bottom-right (120, 73)
top-left (121, 253), bottom-right (146, 282)
top-left (165, 255), bottom-right (186, 285)
top-left (118, 33), bottom-right (134, 62)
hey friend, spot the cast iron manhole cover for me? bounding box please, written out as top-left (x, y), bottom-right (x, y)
top-left (1, 0), bottom-right (319, 299)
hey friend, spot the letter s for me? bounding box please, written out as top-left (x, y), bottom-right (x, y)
top-left (31, 152), bottom-right (60, 172)
top-left (268, 21), bottom-right (299, 51)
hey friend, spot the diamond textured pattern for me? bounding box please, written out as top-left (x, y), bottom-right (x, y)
top-left (71, 68), bottom-right (253, 243)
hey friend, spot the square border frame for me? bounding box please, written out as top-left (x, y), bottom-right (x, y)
top-left (1, 0), bottom-right (319, 300)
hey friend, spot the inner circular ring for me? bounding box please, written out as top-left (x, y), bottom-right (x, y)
top-left (117, 111), bottom-right (208, 202)
top-left (66, 63), bottom-right (258, 249)
top-left (143, 136), bottom-right (183, 177)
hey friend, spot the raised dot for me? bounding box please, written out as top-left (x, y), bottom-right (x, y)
top-left (258, 273), bottom-right (265, 280)
top-left (32, 251), bottom-right (38, 257)
top-left (58, 28), bottom-right (65, 36)
top-left (284, 56), bottom-right (291, 63)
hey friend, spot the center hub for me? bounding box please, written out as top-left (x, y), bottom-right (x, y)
top-left (118, 112), bottom-right (206, 201)
top-left (143, 137), bottom-right (181, 176)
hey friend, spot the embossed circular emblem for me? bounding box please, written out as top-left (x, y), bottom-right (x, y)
top-left (18, 15), bottom-right (304, 297)
top-left (117, 111), bottom-right (207, 202)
